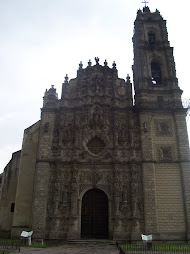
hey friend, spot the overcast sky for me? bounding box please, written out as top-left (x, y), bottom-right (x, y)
top-left (0, 0), bottom-right (189, 173)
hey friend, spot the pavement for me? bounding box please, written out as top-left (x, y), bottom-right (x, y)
top-left (15, 244), bottom-right (119, 254)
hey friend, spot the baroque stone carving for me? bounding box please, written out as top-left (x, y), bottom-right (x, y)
top-left (155, 119), bottom-right (172, 136)
top-left (86, 136), bottom-right (106, 155)
top-left (117, 81), bottom-right (127, 96)
top-left (118, 123), bottom-right (128, 146)
top-left (62, 123), bottom-right (75, 145)
top-left (158, 146), bottom-right (173, 161)
top-left (90, 73), bottom-right (105, 95)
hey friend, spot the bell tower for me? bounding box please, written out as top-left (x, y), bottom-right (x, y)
top-left (133, 6), bottom-right (190, 241)
top-left (133, 6), bottom-right (182, 107)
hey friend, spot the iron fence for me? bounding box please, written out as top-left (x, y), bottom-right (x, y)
top-left (117, 242), bottom-right (190, 254)
top-left (0, 240), bottom-right (21, 252)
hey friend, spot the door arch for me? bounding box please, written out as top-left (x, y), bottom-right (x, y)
top-left (81, 188), bottom-right (108, 239)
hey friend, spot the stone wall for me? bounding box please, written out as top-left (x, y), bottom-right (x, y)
top-left (0, 150), bottom-right (21, 238)
top-left (155, 163), bottom-right (186, 233)
top-left (11, 121), bottom-right (40, 238)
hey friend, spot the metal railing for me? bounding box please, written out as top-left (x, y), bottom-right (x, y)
top-left (0, 240), bottom-right (21, 252)
top-left (117, 242), bottom-right (190, 254)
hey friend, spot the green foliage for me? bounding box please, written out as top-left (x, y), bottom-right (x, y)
top-left (121, 243), bottom-right (190, 252)
top-left (29, 243), bottom-right (46, 248)
top-left (22, 242), bottom-right (46, 248)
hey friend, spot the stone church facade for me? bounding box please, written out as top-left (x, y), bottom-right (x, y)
top-left (0, 7), bottom-right (190, 241)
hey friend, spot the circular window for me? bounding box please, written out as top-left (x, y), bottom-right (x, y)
top-left (86, 136), bottom-right (106, 155)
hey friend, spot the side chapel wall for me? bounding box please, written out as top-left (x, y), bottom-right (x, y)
top-left (0, 151), bottom-right (21, 238)
top-left (11, 121), bottom-right (40, 238)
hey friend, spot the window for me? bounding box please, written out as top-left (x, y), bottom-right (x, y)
top-left (151, 62), bottom-right (162, 84)
top-left (148, 32), bottom-right (156, 45)
top-left (10, 203), bottom-right (15, 213)
top-left (87, 136), bottom-right (106, 155)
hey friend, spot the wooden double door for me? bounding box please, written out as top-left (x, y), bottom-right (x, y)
top-left (81, 189), bottom-right (108, 239)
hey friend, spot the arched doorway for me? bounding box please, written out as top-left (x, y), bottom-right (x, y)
top-left (81, 188), bottom-right (108, 239)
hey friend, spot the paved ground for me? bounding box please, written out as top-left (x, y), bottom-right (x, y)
top-left (16, 244), bottom-right (119, 254)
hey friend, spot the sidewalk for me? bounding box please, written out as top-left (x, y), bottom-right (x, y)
top-left (17, 244), bottom-right (118, 254)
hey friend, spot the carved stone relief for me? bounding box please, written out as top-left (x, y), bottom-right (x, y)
top-left (41, 63), bottom-right (147, 239)
top-left (90, 73), bottom-right (105, 95)
top-left (155, 119), bottom-right (172, 136)
top-left (62, 123), bottom-right (75, 145)
top-left (158, 145), bottom-right (174, 161)
top-left (117, 81), bottom-right (127, 97)
top-left (118, 122), bottom-right (128, 146)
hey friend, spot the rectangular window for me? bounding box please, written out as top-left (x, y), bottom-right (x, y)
top-left (10, 203), bottom-right (15, 213)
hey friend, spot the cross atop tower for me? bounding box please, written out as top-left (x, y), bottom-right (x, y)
top-left (142, 0), bottom-right (149, 7)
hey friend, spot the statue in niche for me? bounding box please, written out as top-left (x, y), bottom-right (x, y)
top-left (62, 123), bottom-right (74, 144)
top-left (132, 219), bottom-right (141, 233)
top-left (58, 203), bottom-right (68, 214)
top-left (90, 170), bottom-right (102, 185)
top-left (122, 185), bottom-right (128, 202)
top-left (121, 218), bottom-right (130, 232)
top-left (118, 123), bottom-right (127, 145)
top-left (79, 171), bottom-right (85, 182)
top-left (93, 110), bottom-right (100, 124)
top-left (143, 121), bottom-right (148, 132)
top-left (62, 190), bottom-right (68, 202)
top-left (90, 73), bottom-right (105, 94)
top-left (53, 181), bottom-right (60, 192)
top-left (91, 107), bottom-right (102, 127)
top-left (120, 123), bottom-right (127, 137)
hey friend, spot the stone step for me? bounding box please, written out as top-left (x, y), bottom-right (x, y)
top-left (69, 239), bottom-right (116, 245)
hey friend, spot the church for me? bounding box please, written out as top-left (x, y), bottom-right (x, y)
top-left (0, 6), bottom-right (190, 241)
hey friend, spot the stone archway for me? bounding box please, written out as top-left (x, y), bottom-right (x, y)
top-left (81, 188), bottom-right (108, 239)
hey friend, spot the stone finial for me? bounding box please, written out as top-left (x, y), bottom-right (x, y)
top-left (126, 74), bottom-right (131, 83)
top-left (49, 85), bottom-right (56, 91)
top-left (112, 61), bottom-right (116, 68)
top-left (64, 74), bottom-right (69, 83)
top-left (79, 61), bottom-right (83, 69)
top-left (143, 6), bottom-right (150, 12)
top-left (104, 60), bottom-right (108, 66)
top-left (88, 59), bottom-right (92, 66)
top-left (137, 9), bottom-right (142, 14)
top-left (95, 57), bottom-right (100, 65)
